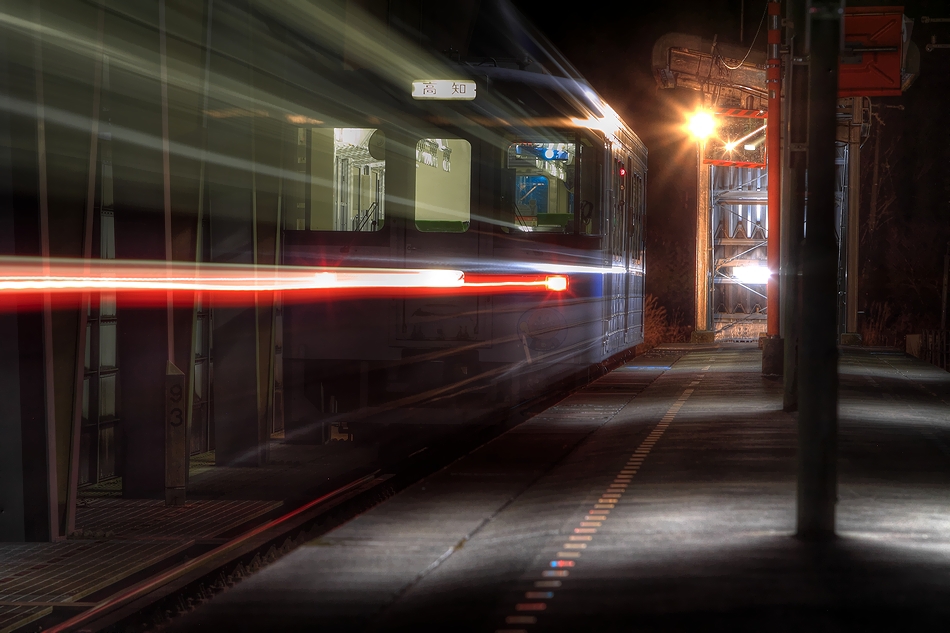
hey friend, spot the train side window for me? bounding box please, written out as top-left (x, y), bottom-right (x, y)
top-left (415, 138), bottom-right (471, 232)
top-left (506, 141), bottom-right (575, 233)
top-left (631, 171), bottom-right (645, 263)
top-left (577, 139), bottom-right (603, 236)
top-left (610, 154), bottom-right (626, 263)
top-left (305, 127), bottom-right (386, 231)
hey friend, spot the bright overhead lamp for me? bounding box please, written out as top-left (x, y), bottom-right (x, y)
top-left (687, 110), bottom-right (717, 141)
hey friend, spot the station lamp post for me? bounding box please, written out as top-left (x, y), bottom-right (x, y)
top-left (687, 109), bottom-right (716, 342)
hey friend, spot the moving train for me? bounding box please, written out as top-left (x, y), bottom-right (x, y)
top-left (0, 0), bottom-right (648, 499)
top-left (276, 4), bottom-right (649, 443)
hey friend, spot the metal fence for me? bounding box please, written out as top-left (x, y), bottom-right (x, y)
top-left (921, 330), bottom-right (950, 371)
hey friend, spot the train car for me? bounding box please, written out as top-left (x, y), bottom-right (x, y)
top-left (276, 10), bottom-right (647, 444)
top-left (0, 0), bottom-right (646, 504)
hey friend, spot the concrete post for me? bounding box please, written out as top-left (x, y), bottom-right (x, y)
top-left (782, 0), bottom-right (807, 413)
top-left (797, 0), bottom-right (842, 540)
top-left (165, 362), bottom-right (187, 505)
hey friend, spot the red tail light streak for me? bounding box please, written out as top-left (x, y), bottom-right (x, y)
top-left (0, 258), bottom-right (569, 310)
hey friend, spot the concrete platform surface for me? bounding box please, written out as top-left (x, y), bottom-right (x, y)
top-left (168, 346), bottom-right (950, 632)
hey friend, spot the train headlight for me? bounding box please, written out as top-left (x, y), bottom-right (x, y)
top-left (545, 276), bottom-right (568, 292)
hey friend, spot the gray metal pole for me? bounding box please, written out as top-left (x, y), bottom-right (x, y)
top-left (797, 0), bottom-right (842, 540)
top-left (783, 0), bottom-right (807, 412)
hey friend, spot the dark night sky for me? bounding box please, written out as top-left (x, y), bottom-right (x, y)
top-left (512, 0), bottom-right (950, 339)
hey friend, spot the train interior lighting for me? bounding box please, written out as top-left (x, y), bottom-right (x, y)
top-left (307, 128), bottom-right (386, 232)
top-left (509, 141), bottom-right (576, 232)
top-left (415, 138), bottom-right (472, 232)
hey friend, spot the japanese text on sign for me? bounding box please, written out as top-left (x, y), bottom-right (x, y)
top-left (411, 80), bottom-right (477, 100)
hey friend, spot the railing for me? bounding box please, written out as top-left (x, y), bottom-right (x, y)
top-left (352, 202), bottom-right (379, 232)
top-left (921, 330), bottom-right (950, 371)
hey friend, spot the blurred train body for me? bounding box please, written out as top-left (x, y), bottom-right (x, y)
top-left (0, 0), bottom-right (647, 519)
top-left (278, 5), bottom-right (648, 443)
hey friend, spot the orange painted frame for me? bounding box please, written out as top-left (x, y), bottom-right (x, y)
top-left (839, 6), bottom-right (904, 97)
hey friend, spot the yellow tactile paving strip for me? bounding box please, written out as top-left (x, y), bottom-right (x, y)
top-left (496, 367), bottom-right (710, 631)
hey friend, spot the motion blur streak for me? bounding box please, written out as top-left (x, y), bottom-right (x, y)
top-left (0, 258), bottom-right (568, 309)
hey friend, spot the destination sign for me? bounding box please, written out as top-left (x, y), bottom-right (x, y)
top-left (411, 80), bottom-right (476, 100)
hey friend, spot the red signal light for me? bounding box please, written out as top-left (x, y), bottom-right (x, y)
top-left (618, 163), bottom-right (627, 178)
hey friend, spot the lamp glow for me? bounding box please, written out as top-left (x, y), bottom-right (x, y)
top-left (687, 110), bottom-right (716, 140)
top-left (732, 265), bottom-right (770, 284)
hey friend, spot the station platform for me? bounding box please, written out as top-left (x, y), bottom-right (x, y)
top-left (164, 344), bottom-right (950, 632)
top-left (0, 440), bottom-right (380, 633)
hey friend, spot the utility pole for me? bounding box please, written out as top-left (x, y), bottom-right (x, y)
top-left (797, 0), bottom-right (842, 540)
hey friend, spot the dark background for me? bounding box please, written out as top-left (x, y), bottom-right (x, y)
top-left (512, 0), bottom-right (950, 345)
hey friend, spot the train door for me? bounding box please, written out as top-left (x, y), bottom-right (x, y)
top-left (628, 167), bottom-right (646, 343)
top-left (621, 155), bottom-right (633, 343)
top-left (391, 134), bottom-right (488, 373)
top-left (604, 146), bottom-right (627, 354)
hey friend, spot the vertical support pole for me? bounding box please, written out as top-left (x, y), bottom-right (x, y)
top-left (187, 0), bottom-right (215, 467)
top-left (797, 0), bottom-right (841, 540)
top-left (159, 0), bottom-right (176, 365)
top-left (34, 1), bottom-right (62, 541)
top-left (207, 0), bottom-right (264, 466)
top-left (766, 0), bottom-right (782, 338)
top-left (65, 7), bottom-right (105, 536)
top-left (693, 141), bottom-right (713, 341)
top-left (265, 137), bottom-right (284, 439)
top-left (783, 0), bottom-right (807, 411)
top-left (0, 95), bottom-right (26, 539)
top-left (114, 0), bottom-right (175, 499)
top-left (845, 96), bottom-right (862, 337)
top-left (247, 24), bottom-right (268, 464)
top-left (763, 0), bottom-right (784, 375)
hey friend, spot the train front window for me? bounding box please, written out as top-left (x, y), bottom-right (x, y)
top-left (506, 141), bottom-right (575, 233)
top-left (415, 138), bottom-right (472, 233)
top-left (517, 175), bottom-right (549, 214)
top-left (302, 127), bottom-right (386, 232)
